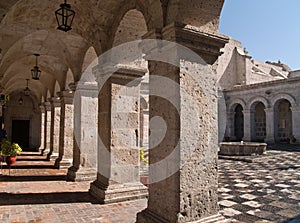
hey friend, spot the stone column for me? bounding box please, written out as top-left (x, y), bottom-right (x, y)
top-left (66, 82), bottom-right (98, 181)
top-left (55, 91), bottom-right (74, 169)
top-left (39, 105), bottom-right (45, 154)
top-left (47, 97), bottom-right (61, 161)
top-left (137, 23), bottom-right (228, 223)
top-left (225, 111), bottom-right (235, 141)
top-left (242, 109), bottom-right (252, 142)
top-left (89, 68), bottom-right (148, 204)
top-left (42, 102), bottom-right (51, 155)
top-left (264, 107), bottom-right (275, 143)
top-left (291, 106), bottom-right (300, 142)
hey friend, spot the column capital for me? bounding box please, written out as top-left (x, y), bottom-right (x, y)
top-left (57, 91), bottom-right (74, 104)
top-left (242, 109), bottom-right (253, 114)
top-left (43, 101), bottom-right (51, 111)
top-left (68, 82), bottom-right (77, 91)
top-left (39, 104), bottom-right (45, 113)
top-left (264, 107), bottom-right (274, 113)
top-left (48, 97), bottom-right (61, 107)
top-left (290, 105), bottom-right (300, 112)
top-left (143, 22), bottom-right (229, 65)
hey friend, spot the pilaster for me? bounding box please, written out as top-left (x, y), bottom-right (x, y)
top-left (264, 107), bottom-right (275, 143)
top-left (290, 106), bottom-right (300, 143)
top-left (89, 67), bottom-right (148, 204)
top-left (55, 91), bottom-right (74, 169)
top-left (42, 102), bottom-right (51, 155)
top-left (39, 104), bottom-right (46, 155)
top-left (242, 109), bottom-right (252, 142)
top-left (66, 82), bottom-right (98, 181)
top-left (47, 97), bottom-right (61, 160)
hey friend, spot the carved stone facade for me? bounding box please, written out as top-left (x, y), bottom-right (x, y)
top-left (218, 39), bottom-right (300, 144)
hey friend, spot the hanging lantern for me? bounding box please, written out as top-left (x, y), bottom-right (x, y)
top-left (24, 79), bottom-right (30, 96)
top-left (31, 54), bottom-right (41, 80)
top-left (55, 0), bottom-right (75, 32)
top-left (18, 93), bottom-right (23, 105)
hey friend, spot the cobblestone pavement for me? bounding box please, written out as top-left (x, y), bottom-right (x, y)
top-left (0, 148), bottom-right (299, 223)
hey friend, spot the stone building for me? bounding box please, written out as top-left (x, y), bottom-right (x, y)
top-left (2, 1), bottom-right (296, 223)
top-left (0, 1), bottom-right (229, 222)
top-left (217, 39), bottom-right (300, 144)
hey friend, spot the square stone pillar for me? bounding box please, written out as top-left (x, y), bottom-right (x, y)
top-left (39, 105), bottom-right (45, 154)
top-left (291, 106), bottom-right (300, 143)
top-left (89, 68), bottom-right (148, 204)
top-left (66, 82), bottom-right (98, 181)
top-left (47, 98), bottom-right (61, 161)
top-left (55, 91), bottom-right (74, 169)
top-left (136, 23), bottom-right (228, 223)
top-left (42, 102), bottom-right (51, 155)
top-left (242, 109), bottom-right (253, 142)
top-left (264, 107), bottom-right (275, 143)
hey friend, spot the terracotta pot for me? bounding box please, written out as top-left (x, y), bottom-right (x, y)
top-left (5, 156), bottom-right (17, 166)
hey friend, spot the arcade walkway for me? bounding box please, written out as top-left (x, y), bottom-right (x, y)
top-left (0, 146), bottom-right (299, 223)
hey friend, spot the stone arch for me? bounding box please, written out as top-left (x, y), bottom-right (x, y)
top-left (228, 98), bottom-right (246, 112)
top-left (247, 96), bottom-right (270, 111)
top-left (109, 0), bottom-right (163, 44)
top-left (54, 81), bottom-right (60, 97)
top-left (0, 0), bottom-right (103, 57)
top-left (65, 69), bottom-right (75, 91)
top-left (140, 96), bottom-right (148, 110)
top-left (112, 9), bottom-right (148, 48)
top-left (77, 47), bottom-right (98, 83)
top-left (226, 99), bottom-right (245, 141)
top-left (271, 93), bottom-right (297, 108)
top-left (273, 98), bottom-right (293, 142)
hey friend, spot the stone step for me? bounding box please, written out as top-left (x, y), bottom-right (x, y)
top-left (196, 214), bottom-right (228, 223)
top-left (59, 159), bottom-right (72, 169)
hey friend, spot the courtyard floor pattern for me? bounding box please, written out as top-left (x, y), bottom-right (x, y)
top-left (0, 146), bottom-right (299, 223)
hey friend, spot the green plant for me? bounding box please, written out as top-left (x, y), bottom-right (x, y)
top-left (0, 140), bottom-right (22, 156)
top-left (139, 148), bottom-right (149, 165)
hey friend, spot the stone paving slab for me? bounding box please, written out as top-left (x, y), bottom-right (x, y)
top-left (218, 148), bottom-right (300, 223)
top-left (0, 149), bottom-right (299, 223)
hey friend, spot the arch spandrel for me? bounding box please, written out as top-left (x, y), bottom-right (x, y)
top-left (166, 0), bottom-right (225, 32)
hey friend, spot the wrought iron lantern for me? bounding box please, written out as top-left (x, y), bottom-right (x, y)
top-left (55, 0), bottom-right (75, 32)
top-left (31, 54), bottom-right (41, 80)
top-left (18, 93), bottom-right (23, 105)
top-left (24, 79), bottom-right (30, 96)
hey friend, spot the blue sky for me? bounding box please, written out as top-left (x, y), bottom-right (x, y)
top-left (219, 0), bottom-right (300, 70)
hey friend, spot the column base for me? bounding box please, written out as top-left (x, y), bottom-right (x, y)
top-left (66, 166), bottom-right (97, 182)
top-left (54, 158), bottom-right (72, 169)
top-left (136, 210), bottom-right (227, 223)
top-left (46, 152), bottom-right (58, 161)
top-left (41, 148), bottom-right (50, 156)
top-left (89, 180), bottom-right (148, 204)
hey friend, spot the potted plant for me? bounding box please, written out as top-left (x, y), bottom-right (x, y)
top-left (0, 140), bottom-right (22, 166)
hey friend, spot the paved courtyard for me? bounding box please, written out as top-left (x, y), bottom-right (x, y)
top-left (0, 146), bottom-right (299, 223)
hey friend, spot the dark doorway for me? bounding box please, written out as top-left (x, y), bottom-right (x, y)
top-left (12, 120), bottom-right (30, 150)
top-left (234, 104), bottom-right (244, 141)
